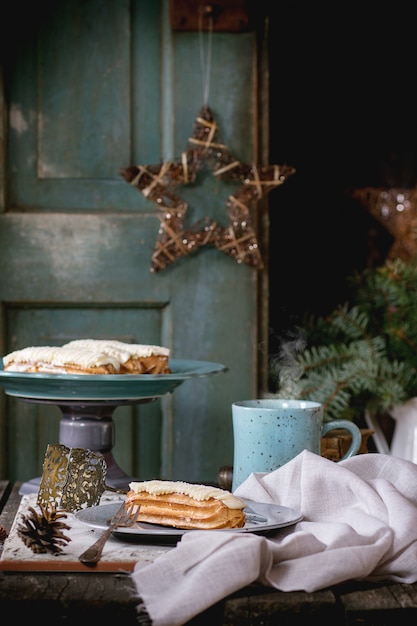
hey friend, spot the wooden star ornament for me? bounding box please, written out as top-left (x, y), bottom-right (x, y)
top-left (352, 187), bottom-right (417, 263)
top-left (120, 106), bottom-right (296, 272)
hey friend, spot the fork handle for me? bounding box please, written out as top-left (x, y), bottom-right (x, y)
top-left (79, 525), bottom-right (115, 565)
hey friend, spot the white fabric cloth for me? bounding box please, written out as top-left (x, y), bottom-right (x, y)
top-left (130, 450), bottom-right (417, 626)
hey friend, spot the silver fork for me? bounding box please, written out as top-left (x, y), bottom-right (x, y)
top-left (79, 501), bottom-right (140, 565)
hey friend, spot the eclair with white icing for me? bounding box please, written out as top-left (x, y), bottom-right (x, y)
top-left (63, 339), bottom-right (171, 374)
top-left (126, 479), bottom-right (246, 529)
top-left (3, 346), bottom-right (121, 375)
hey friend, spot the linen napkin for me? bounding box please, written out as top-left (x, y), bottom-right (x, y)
top-left (131, 450), bottom-right (417, 626)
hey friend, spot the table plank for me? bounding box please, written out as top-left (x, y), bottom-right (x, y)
top-left (0, 571), bottom-right (142, 623)
top-left (0, 480), bottom-right (12, 513)
top-left (221, 587), bottom-right (340, 625)
top-left (0, 480), bottom-right (21, 530)
top-left (340, 581), bottom-right (417, 614)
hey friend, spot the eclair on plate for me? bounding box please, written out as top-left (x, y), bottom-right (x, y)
top-left (125, 479), bottom-right (247, 530)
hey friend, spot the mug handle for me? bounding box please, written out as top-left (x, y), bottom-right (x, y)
top-left (322, 420), bottom-right (362, 460)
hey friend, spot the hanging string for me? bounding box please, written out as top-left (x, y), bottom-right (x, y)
top-left (198, 8), bottom-right (213, 106)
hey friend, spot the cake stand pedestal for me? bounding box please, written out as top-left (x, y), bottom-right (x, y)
top-left (19, 398), bottom-right (156, 495)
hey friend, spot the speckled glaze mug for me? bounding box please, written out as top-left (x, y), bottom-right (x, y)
top-left (231, 399), bottom-right (361, 491)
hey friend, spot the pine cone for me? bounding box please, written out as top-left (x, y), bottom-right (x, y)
top-left (17, 504), bottom-right (71, 554)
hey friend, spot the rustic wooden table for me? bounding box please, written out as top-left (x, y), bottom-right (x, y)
top-left (1, 480), bottom-right (417, 625)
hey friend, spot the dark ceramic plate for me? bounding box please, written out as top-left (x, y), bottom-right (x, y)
top-left (75, 500), bottom-right (303, 544)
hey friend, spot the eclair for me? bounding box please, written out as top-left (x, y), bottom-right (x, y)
top-left (125, 479), bottom-right (246, 529)
top-left (63, 339), bottom-right (171, 374)
top-left (2, 346), bottom-right (121, 375)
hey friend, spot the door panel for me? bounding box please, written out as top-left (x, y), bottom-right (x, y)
top-left (0, 0), bottom-right (266, 485)
top-left (38, 2), bottom-right (131, 180)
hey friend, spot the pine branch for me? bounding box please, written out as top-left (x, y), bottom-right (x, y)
top-left (270, 257), bottom-right (417, 421)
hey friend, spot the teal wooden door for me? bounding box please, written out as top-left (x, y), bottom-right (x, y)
top-left (0, 0), bottom-right (269, 486)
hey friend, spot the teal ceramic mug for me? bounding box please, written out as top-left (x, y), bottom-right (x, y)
top-left (232, 399), bottom-right (361, 491)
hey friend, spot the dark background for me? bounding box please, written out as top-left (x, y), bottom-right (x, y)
top-left (267, 8), bottom-right (417, 358)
